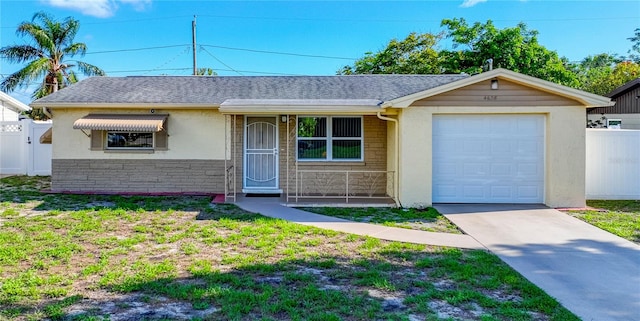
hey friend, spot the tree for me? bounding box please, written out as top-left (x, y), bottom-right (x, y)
top-left (337, 32), bottom-right (443, 75)
top-left (573, 30), bottom-right (640, 95)
top-left (626, 28), bottom-right (640, 62)
top-left (0, 12), bottom-right (105, 100)
top-left (587, 61), bottom-right (640, 96)
top-left (440, 18), bottom-right (578, 87)
top-left (572, 53), bottom-right (618, 95)
top-left (196, 68), bottom-right (218, 76)
top-left (337, 18), bottom-right (578, 88)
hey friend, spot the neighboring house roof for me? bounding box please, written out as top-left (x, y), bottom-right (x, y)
top-left (31, 74), bottom-right (468, 108)
top-left (606, 78), bottom-right (640, 98)
top-left (588, 77), bottom-right (639, 115)
top-left (0, 91), bottom-right (31, 113)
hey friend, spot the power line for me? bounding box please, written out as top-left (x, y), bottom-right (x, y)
top-left (84, 44), bottom-right (190, 55)
top-left (199, 46), bottom-right (243, 76)
top-left (76, 43), bottom-right (357, 60)
top-left (199, 44), bottom-right (356, 60)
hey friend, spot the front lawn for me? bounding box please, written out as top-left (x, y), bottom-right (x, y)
top-left (0, 176), bottom-right (578, 320)
top-left (567, 200), bottom-right (640, 244)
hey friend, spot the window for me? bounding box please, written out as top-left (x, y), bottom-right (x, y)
top-left (297, 116), bottom-right (363, 161)
top-left (106, 132), bottom-right (154, 149)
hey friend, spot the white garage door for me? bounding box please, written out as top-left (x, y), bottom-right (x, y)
top-left (433, 114), bottom-right (544, 203)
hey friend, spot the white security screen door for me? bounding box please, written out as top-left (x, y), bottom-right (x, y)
top-left (244, 117), bottom-right (279, 191)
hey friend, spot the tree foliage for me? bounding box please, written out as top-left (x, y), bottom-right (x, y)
top-left (196, 67), bottom-right (218, 76)
top-left (0, 12), bottom-right (105, 100)
top-left (338, 32), bottom-right (442, 75)
top-left (578, 61), bottom-right (640, 96)
top-left (440, 18), bottom-right (578, 87)
top-left (573, 30), bottom-right (640, 95)
top-left (338, 18), bottom-right (579, 87)
top-left (627, 28), bottom-right (640, 63)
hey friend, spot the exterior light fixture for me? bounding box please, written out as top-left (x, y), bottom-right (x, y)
top-left (281, 115), bottom-right (288, 123)
top-left (490, 79), bottom-right (499, 90)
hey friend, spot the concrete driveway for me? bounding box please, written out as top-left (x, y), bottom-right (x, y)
top-left (434, 204), bottom-right (640, 321)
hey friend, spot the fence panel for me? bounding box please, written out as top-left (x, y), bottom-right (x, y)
top-left (0, 121), bottom-right (26, 174)
top-left (0, 120), bottom-right (52, 176)
top-left (586, 129), bottom-right (640, 200)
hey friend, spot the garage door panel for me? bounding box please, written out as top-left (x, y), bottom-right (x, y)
top-left (490, 163), bottom-right (512, 176)
top-left (490, 185), bottom-right (513, 199)
top-left (433, 114), bottom-right (544, 204)
top-left (463, 185), bottom-right (485, 198)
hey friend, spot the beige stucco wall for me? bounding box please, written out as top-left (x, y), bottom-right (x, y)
top-left (397, 106), bottom-right (587, 208)
top-left (51, 108), bottom-right (226, 160)
top-left (587, 113), bottom-right (640, 130)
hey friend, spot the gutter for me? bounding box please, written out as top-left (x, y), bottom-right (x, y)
top-left (376, 111), bottom-right (401, 208)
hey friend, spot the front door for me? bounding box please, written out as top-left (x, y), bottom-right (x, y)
top-left (243, 117), bottom-right (279, 192)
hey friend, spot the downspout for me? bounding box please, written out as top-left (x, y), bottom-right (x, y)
top-left (42, 106), bottom-right (53, 119)
top-left (376, 111), bottom-right (401, 207)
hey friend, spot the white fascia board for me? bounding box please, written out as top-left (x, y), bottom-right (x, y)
top-left (384, 68), bottom-right (615, 108)
top-left (30, 102), bottom-right (219, 109)
top-left (0, 91), bottom-right (31, 112)
top-left (219, 99), bottom-right (384, 115)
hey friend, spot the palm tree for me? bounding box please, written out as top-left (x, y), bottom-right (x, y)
top-left (0, 11), bottom-right (105, 99)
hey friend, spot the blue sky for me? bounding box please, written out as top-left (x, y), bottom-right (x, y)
top-left (1, 0), bottom-right (639, 104)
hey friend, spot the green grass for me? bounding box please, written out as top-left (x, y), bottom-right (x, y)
top-left (567, 200), bottom-right (640, 244)
top-left (301, 206), bottom-right (463, 234)
top-left (0, 175), bottom-right (579, 320)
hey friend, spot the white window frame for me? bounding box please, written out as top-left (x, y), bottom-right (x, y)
top-left (105, 131), bottom-right (155, 150)
top-left (296, 116), bottom-right (364, 161)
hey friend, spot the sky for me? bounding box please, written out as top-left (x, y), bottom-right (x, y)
top-left (1, 0), bottom-right (639, 104)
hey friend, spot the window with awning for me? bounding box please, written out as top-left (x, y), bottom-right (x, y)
top-left (73, 114), bottom-right (169, 151)
top-left (73, 114), bottom-right (168, 132)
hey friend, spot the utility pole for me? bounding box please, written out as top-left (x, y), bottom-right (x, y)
top-left (192, 15), bottom-right (197, 75)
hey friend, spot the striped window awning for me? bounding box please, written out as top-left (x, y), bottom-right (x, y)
top-left (73, 114), bottom-right (168, 132)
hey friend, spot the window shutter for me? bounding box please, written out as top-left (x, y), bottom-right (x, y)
top-left (155, 130), bottom-right (168, 150)
top-left (90, 130), bottom-right (104, 150)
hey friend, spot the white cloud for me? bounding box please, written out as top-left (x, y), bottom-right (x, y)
top-left (43, 0), bottom-right (151, 18)
top-left (118, 0), bottom-right (151, 12)
top-left (460, 0), bottom-right (488, 8)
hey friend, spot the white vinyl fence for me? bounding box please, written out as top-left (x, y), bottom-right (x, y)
top-left (586, 129), bottom-right (640, 200)
top-left (0, 120), bottom-right (52, 176)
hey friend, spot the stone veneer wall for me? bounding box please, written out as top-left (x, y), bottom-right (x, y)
top-left (52, 159), bottom-right (226, 193)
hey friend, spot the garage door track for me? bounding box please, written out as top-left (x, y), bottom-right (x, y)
top-left (434, 204), bottom-right (640, 321)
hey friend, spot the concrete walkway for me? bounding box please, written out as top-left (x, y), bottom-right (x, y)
top-left (235, 196), bottom-right (484, 250)
top-left (435, 204), bottom-right (640, 321)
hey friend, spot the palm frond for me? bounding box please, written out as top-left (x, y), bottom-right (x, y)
top-left (16, 22), bottom-right (55, 55)
top-left (63, 43), bottom-right (87, 57)
top-left (0, 57), bottom-right (50, 92)
top-left (0, 45), bottom-right (42, 63)
top-left (75, 61), bottom-right (106, 76)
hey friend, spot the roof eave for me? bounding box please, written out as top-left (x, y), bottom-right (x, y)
top-left (30, 102), bottom-right (220, 109)
top-left (606, 78), bottom-right (640, 98)
top-left (384, 68), bottom-right (614, 108)
top-left (1, 91), bottom-right (31, 112)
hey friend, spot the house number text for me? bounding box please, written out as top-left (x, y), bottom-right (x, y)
top-left (483, 95), bottom-right (498, 100)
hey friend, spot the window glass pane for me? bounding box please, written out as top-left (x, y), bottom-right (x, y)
top-left (332, 140), bottom-right (361, 159)
top-left (332, 117), bottom-right (361, 137)
top-left (298, 117), bottom-right (326, 138)
top-left (298, 140), bottom-right (327, 159)
top-left (107, 132), bottom-right (153, 148)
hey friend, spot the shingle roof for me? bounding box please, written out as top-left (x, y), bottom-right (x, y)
top-left (32, 74), bottom-right (468, 106)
